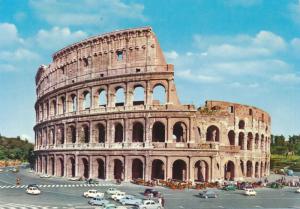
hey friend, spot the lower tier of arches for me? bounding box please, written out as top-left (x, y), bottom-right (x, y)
top-left (35, 153), bottom-right (270, 182)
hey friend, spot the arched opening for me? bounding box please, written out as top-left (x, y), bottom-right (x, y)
top-left (152, 121), bottom-right (165, 142)
top-left (83, 91), bottom-right (91, 109)
top-left (96, 123), bottom-right (105, 143)
top-left (261, 162), bottom-right (264, 177)
top-left (58, 96), bottom-right (66, 114)
top-left (115, 87), bottom-right (125, 106)
top-left (240, 160), bottom-right (244, 176)
top-left (151, 160), bottom-right (165, 180)
top-left (132, 122), bottom-right (144, 142)
top-left (56, 126), bottom-right (65, 144)
top-left (50, 100), bottom-right (57, 116)
top-left (206, 125), bottom-right (219, 142)
top-left (238, 120), bottom-right (245, 129)
top-left (255, 133), bottom-right (259, 149)
top-left (113, 159), bottom-right (123, 180)
top-left (97, 159), bottom-right (105, 179)
top-left (246, 161), bottom-right (253, 177)
top-left (81, 125), bottom-right (90, 143)
top-left (50, 158), bottom-right (54, 176)
top-left (71, 94), bottom-right (77, 112)
top-left (173, 122), bottom-right (187, 142)
top-left (172, 160), bottom-right (187, 181)
top-left (132, 159), bottom-right (143, 179)
top-left (194, 160), bottom-right (209, 182)
top-left (224, 161), bottom-right (235, 180)
top-left (98, 89), bottom-right (107, 107)
top-left (67, 125), bottom-right (76, 144)
top-left (67, 158), bottom-right (75, 177)
top-left (247, 132), bottom-right (253, 150)
top-left (44, 157), bottom-right (47, 174)
top-left (57, 158), bottom-right (64, 177)
top-left (238, 132), bottom-right (244, 150)
top-left (228, 130), bottom-right (235, 146)
top-left (133, 86), bottom-right (144, 105)
top-left (255, 162), bottom-right (259, 178)
top-left (152, 84), bottom-right (166, 105)
top-left (82, 158), bottom-right (89, 179)
top-left (114, 123), bottom-right (123, 142)
top-left (261, 134), bottom-right (264, 150)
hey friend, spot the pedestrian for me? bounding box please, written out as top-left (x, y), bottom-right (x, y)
top-left (162, 196), bottom-right (165, 207)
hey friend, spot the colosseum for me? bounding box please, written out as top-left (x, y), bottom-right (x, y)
top-left (34, 27), bottom-right (271, 183)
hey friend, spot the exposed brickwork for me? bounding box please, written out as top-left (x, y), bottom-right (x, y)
top-left (34, 27), bottom-right (271, 182)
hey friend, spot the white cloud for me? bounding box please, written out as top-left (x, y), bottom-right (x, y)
top-left (289, 0), bottom-right (300, 25)
top-left (291, 38), bottom-right (300, 53)
top-left (0, 64), bottom-right (16, 72)
top-left (176, 69), bottom-right (222, 83)
top-left (29, 0), bottom-right (146, 27)
top-left (0, 48), bottom-right (40, 62)
top-left (20, 134), bottom-right (33, 142)
top-left (272, 73), bottom-right (300, 83)
top-left (0, 23), bottom-right (23, 47)
top-left (164, 50), bottom-right (179, 60)
top-left (253, 31), bottom-right (286, 52)
top-left (36, 27), bottom-right (88, 51)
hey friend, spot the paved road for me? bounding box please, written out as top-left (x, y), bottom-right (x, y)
top-left (0, 168), bottom-right (300, 209)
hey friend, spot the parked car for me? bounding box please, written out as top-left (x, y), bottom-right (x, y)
top-left (0, 168), bottom-right (4, 173)
top-left (135, 199), bottom-right (162, 209)
top-left (27, 184), bottom-right (39, 189)
top-left (83, 189), bottom-right (104, 198)
top-left (223, 184), bottom-right (236, 191)
top-left (39, 174), bottom-right (51, 178)
top-left (99, 203), bottom-right (127, 209)
top-left (119, 195), bottom-right (143, 205)
top-left (68, 176), bottom-right (82, 181)
top-left (199, 190), bottom-right (218, 198)
top-left (106, 188), bottom-right (122, 195)
top-left (88, 196), bottom-right (109, 206)
top-left (244, 188), bottom-right (257, 196)
top-left (144, 189), bottom-right (160, 197)
top-left (26, 186), bottom-right (41, 195)
top-left (86, 178), bottom-right (100, 184)
top-left (296, 188), bottom-right (300, 193)
top-left (111, 191), bottom-right (126, 201)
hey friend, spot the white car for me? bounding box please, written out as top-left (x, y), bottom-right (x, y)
top-left (0, 168), bottom-right (4, 173)
top-left (68, 176), bottom-right (82, 181)
top-left (244, 189), bottom-right (257, 196)
top-left (98, 203), bottom-right (127, 209)
top-left (83, 189), bottom-right (104, 198)
top-left (39, 174), bottom-right (51, 178)
top-left (111, 191), bottom-right (126, 201)
top-left (296, 188), bottom-right (300, 193)
top-left (136, 199), bottom-right (162, 209)
top-left (26, 187), bottom-right (41, 195)
top-left (106, 187), bottom-right (122, 195)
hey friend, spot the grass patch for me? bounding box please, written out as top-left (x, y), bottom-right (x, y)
top-left (271, 154), bottom-right (300, 172)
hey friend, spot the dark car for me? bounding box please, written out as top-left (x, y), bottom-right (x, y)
top-left (223, 184), bottom-right (237, 191)
top-left (143, 188), bottom-right (160, 197)
top-left (199, 190), bottom-right (218, 198)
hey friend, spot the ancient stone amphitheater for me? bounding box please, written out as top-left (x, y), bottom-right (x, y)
top-left (34, 27), bottom-right (271, 183)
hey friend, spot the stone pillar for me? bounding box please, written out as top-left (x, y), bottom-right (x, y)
top-left (88, 155), bottom-right (92, 179)
top-left (166, 157), bottom-right (172, 180)
top-left (75, 154), bottom-right (79, 177)
top-left (167, 79), bottom-right (171, 104)
top-left (89, 121), bottom-right (92, 143)
top-left (145, 81), bottom-right (152, 106)
top-left (189, 158), bottom-right (194, 182)
top-left (63, 154), bottom-right (67, 177)
top-left (105, 155), bottom-right (110, 180)
top-left (145, 157), bottom-right (150, 181)
top-left (124, 156), bottom-right (130, 181)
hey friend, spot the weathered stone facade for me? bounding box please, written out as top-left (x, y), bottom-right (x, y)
top-left (34, 27), bottom-right (271, 182)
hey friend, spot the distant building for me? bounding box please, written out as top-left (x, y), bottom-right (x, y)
top-left (34, 27), bottom-right (271, 182)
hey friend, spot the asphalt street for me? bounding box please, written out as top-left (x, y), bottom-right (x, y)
top-left (0, 168), bottom-right (299, 209)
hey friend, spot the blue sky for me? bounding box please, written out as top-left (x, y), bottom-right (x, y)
top-left (0, 0), bottom-right (300, 141)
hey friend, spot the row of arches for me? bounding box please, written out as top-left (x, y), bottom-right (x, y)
top-left (240, 160), bottom-right (268, 178)
top-left (37, 84), bottom-right (166, 122)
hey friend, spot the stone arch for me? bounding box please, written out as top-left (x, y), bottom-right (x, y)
top-left (261, 161), bottom-right (265, 177)
top-left (114, 123), bottom-right (123, 142)
top-left (133, 85), bottom-right (145, 105)
top-left (246, 160), bottom-right (253, 177)
top-left (70, 94), bottom-right (77, 112)
top-left (194, 160), bottom-right (209, 182)
top-left (151, 159), bottom-right (165, 180)
top-left (228, 130), bottom-right (235, 146)
top-left (83, 91), bottom-right (91, 109)
top-left (98, 88), bottom-right (107, 107)
top-left (261, 134), bottom-right (265, 150)
top-left (58, 96), bottom-right (66, 114)
top-left (80, 124), bottom-right (90, 143)
top-left (152, 121), bottom-right (165, 142)
top-left (115, 86), bottom-right (125, 106)
top-left (238, 120), bottom-right (245, 129)
top-left (67, 125), bottom-right (76, 144)
top-left (49, 157), bottom-right (55, 175)
top-left (240, 160), bottom-right (244, 176)
top-left (255, 133), bottom-right (259, 149)
top-left (152, 83), bottom-right (166, 105)
top-left (173, 122), bottom-right (187, 142)
top-left (172, 159), bottom-right (187, 181)
top-left (206, 125), bottom-right (220, 142)
top-left (56, 157), bottom-right (64, 177)
top-left (247, 132), bottom-right (253, 150)
top-left (95, 123), bottom-right (105, 143)
top-left (132, 122), bottom-right (144, 142)
top-left (96, 158), bottom-right (105, 179)
top-left (43, 156), bottom-right (48, 174)
top-left (224, 160), bottom-right (235, 180)
top-left (113, 159), bottom-right (124, 180)
top-left (50, 99), bottom-right (57, 116)
top-left (56, 125), bottom-right (65, 144)
top-left (79, 157), bottom-right (89, 179)
top-left (67, 157), bottom-right (75, 177)
top-left (255, 162), bottom-right (259, 178)
top-left (132, 159), bottom-right (144, 179)
top-left (238, 132), bottom-right (245, 150)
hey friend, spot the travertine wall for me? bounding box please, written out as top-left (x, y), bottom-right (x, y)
top-left (34, 27), bottom-right (271, 182)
